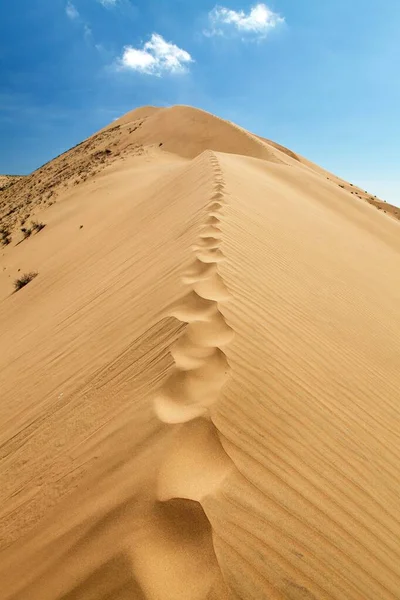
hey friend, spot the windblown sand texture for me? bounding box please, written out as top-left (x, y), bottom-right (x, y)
top-left (1, 105), bottom-right (400, 599)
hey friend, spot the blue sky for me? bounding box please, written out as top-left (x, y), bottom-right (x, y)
top-left (1, 0), bottom-right (399, 205)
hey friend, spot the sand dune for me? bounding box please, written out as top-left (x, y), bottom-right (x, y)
top-left (1, 106), bottom-right (400, 599)
top-left (1, 105), bottom-right (398, 238)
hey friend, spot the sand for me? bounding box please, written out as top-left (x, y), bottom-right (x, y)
top-left (0, 105), bottom-right (400, 599)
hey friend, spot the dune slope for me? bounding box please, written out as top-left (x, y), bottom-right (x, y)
top-left (0, 106), bottom-right (400, 599)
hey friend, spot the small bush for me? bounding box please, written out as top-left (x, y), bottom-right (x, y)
top-left (31, 220), bottom-right (46, 233)
top-left (21, 227), bottom-right (32, 239)
top-left (0, 227), bottom-right (11, 246)
top-left (14, 272), bottom-right (38, 292)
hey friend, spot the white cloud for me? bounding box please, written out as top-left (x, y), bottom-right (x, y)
top-left (118, 34), bottom-right (193, 76)
top-left (98, 0), bottom-right (117, 6)
top-left (66, 1), bottom-right (79, 20)
top-left (206, 3), bottom-right (284, 38)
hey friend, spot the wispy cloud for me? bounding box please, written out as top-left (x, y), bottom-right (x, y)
top-left (206, 3), bottom-right (284, 38)
top-left (98, 0), bottom-right (118, 6)
top-left (66, 1), bottom-right (79, 20)
top-left (118, 34), bottom-right (193, 76)
top-left (65, 2), bottom-right (100, 48)
top-left (84, 25), bottom-right (93, 42)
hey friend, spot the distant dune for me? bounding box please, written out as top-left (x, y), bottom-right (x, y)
top-left (0, 106), bottom-right (400, 599)
top-left (0, 174), bottom-right (25, 190)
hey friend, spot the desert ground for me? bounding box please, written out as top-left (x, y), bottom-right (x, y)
top-left (1, 105), bottom-right (400, 599)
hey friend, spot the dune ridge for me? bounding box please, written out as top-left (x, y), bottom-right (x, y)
top-left (154, 152), bottom-right (234, 426)
top-left (151, 151), bottom-right (237, 599)
top-left (155, 149), bottom-right (235, 481)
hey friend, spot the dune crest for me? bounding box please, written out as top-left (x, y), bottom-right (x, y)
top-left (149, 152), bottom-right (236, 599)
top-left (154, 152), bottom-right (233, 426)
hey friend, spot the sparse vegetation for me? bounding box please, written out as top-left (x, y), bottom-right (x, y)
top-left (14, 272), bottom-right (38, 292)
top-left (339, 184), bottom-right (345, 189)
top-left (31, 220), bottom-right (46, 233)
top-left (0, 174), bottom-right (23, 192)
